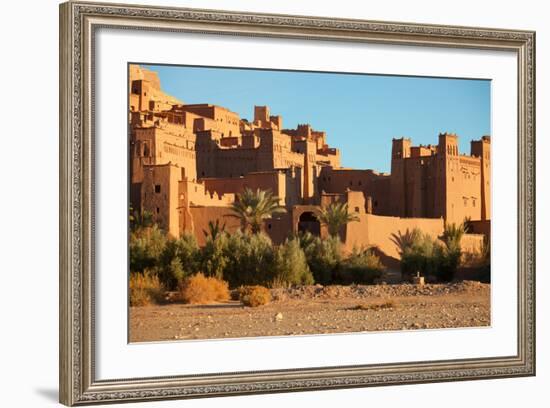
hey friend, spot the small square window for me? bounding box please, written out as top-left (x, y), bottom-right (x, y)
top-left (154, 185), bottom-right (161, 193)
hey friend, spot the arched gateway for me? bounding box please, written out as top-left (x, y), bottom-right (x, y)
top-left (292, 205), bottom-right (322, 237)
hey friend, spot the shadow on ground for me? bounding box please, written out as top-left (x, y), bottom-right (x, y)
top-left (34, 388), bottom-right (58, 402)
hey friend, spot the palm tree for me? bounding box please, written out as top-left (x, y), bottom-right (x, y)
top-left (390, 228), bottom-right (422, 256)
top-left (441, 222), bottom-right (465, 253)
top-left (317, 201), bottom-right (359, 239)
top-left (203, 219), bottom-right (226, 240)
top-left (229, 188), bottom-right (286, 234)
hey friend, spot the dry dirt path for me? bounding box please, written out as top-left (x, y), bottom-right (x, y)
top-left (129, 281), bottom-right (490, 342)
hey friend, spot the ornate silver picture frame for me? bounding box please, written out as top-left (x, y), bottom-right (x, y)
top-left (59, 1), bottom-right (535, 405)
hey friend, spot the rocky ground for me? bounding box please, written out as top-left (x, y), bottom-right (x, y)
top-left (129, 281), bottom-right (490, 342)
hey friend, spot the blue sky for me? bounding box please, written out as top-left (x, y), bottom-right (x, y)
top-left (141, 64), bottom-right (491, 173)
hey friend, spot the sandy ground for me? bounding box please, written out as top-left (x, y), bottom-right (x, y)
top-left (129, 281), bottom-right (490, 342)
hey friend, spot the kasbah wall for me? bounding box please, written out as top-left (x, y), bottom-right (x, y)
top-left (129, 64), bottom-right (490, 266)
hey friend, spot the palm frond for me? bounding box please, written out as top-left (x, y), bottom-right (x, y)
top-left (229, 188), bottom-right (286, 234)
top-left (317, 201), bottom-right (359, 238)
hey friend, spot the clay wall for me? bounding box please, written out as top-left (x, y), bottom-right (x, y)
top-left (129, 65), bottom-right (181, 111)
top-left (263, 213), bottom-right (293, 245)
top-left (455, 155), bottom-right (483, 222)
top-left (185, 207), bottom-right (242, 246)
top-left (471, 136), bottom-right (491, 221)
top-left (203, 171), bottom-right (283, 200)
top-left (389, 138), bottom-right (412, 216)
top-left (213, 147), bottom-right (259, 178)
top-left (133, 125), bottom-right (197, 182)
top-left (469, 219), bottom-right (491, 241)
top-left (318, 168), bottom-right (392, 214)
top-left (185, 207), bottom-right (291, 247)
top-left (343, 213), bottom-right (445, 261)
top-left (315, 147), bottom-right (340, 167)
top-left (461, 234), bottom-right (485, 254)
top-left (141, 164), bottom-right (182, 238)
top-left (270, 115), bottom-right (283, 130)
top-left (371, 176), bottom-right (392, 215)
top-left (180, 179), bottom-right (235, 207)
top-left (402, 155), bottom-right (440, 218)
top-left (254, 105), bottom-right (270, 125)
top-left (182, 104), bottom-right (241, 137)
top-left (410, 145), bottom-right (436, 157)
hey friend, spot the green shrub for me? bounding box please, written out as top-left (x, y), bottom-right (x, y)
top-left (391, 224), bottom-right (466, 282)
top-left (403, 232), bottom-right (441, 279)
top-left (337, 248), bottom-right (385, 284)
top-left (392, 228), bottom-right (440, 280)
top-left (272, 239), bottom-right (314, 287)
top-left (159, 234), bottom-right (201, 290)
top-left (129, 224), bottom-right (167, 273)
top-left (200, 232), bottom-right (230, 280)
top-left (296, 232), bottom-right (342, 285)
top-left (222, 231), bottom-right (276, 287)
top-left (436, 245), bottom-right (460, 282)
top-left (437, 222), bottom-right (465, 282)
top-left (478, 236), bottom-right (491, 283)
top-left (239, 285), bottom-right (271, 307)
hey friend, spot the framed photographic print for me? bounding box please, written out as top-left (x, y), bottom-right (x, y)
top-left (59, 1), bottom-right (536, 405)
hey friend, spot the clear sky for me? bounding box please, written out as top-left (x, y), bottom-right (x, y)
top-left (141, 64), bottom-right (491, 173)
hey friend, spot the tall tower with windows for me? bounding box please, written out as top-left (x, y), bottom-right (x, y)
top-left (390, 137), bottom-right (411, 216)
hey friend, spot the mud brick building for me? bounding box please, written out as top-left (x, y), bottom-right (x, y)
top-left (129, 65), bottom-right (490, 261)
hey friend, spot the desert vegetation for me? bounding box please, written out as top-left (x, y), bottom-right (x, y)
top-left (129, 272), bottom-right (164, 307)
top-left (179, 273), bottom-right (230, 304)
top-left (238, 286), bottom-right (272, 307)
top-left (391, 222), bottom-right (490, 283)
top-left (129, 189), bottom-right (383, 306)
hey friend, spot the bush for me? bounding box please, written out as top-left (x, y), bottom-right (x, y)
top-left (159, 234), bottom-right (201, 290)
top-left (391, 224), bottom-right (466, 282)
top-left (201, 233), bottom-right (230, 280)
top-left (461, 236), bottom-right (490, 283)
top-left (392, 228), bottom-right (441, 280)
top-left (129, 272), bottom-right (164, 306)
top-left (437, 222), bottom-right (465, 282)
top-left (337, 248), bottom-right (385, 284)
top-left (239, 285), bottom-right (271, 307)
top-left (272, 239), bottom-right (314, 287)
top-left (179, 273), bottom-right (230, 304)
top-left (436, 245), bottom-right (461, 282)
top-left (129, 225), bottom-right (167, 273)
top-left (222, 231), bottom-right (276, 287)
top-left (297, 233), bottom-right (342, 285)
top-left (478, 236), bottom-right (491, 283)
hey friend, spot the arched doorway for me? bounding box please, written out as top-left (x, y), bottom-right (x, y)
top-left (298, 211), bottom-right (320, 236)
